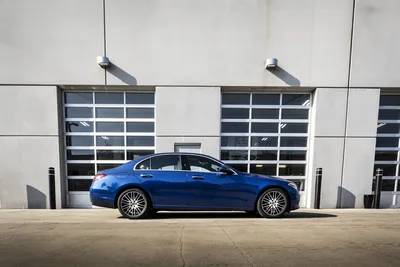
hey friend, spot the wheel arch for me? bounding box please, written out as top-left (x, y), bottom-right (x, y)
top-left (114, 184), bottom-right (153, 209)
top-left (254, 185), bottom-right (291, 212)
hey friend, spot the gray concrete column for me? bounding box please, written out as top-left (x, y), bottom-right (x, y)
top-left (308, 88), bottom-right (380, 208)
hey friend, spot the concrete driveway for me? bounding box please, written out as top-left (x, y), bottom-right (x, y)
top-left (0, 209), bottom-right (399, 267)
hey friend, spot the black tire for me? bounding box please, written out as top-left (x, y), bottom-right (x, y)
top-left (117, 188), bottom-right (150, 219)
top-left (256, 188), bottom-right (289, 218)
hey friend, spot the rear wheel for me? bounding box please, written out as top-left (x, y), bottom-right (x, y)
top-left (257, 188), bottom-right (288, 218)
top-left (117, 188), bottom-right (150, 219)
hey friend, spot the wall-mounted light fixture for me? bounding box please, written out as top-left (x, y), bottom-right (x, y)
top-left (265, 58), bottom-right (278, 69)
top-left (97, 56), bottom-right (110, 68)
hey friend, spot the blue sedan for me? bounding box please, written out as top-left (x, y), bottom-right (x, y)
top-left (90, 152), bottom-right (300, 219)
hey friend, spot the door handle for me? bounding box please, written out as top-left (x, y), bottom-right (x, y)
top-left (140, 174), bottom-right (153, 178)
top-left (192, 176), bottom-right (204, 180)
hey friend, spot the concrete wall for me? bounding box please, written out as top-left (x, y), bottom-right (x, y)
top-left (0, 86), bottom-right (63, 208)
top-left (350, 0), bottom-right (400, 87)
top-left (0, 0), bottom-right (104, 85)
top-left (155, 87), bottom-right (221, 158)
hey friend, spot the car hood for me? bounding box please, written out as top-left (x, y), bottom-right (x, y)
top-left (243, 172), bottom-right (289, 183)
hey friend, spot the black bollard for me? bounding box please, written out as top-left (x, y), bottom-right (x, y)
top-left (314, 168), bottom-right (323, 209)
top-left (373, 168), bottom-right (383, 209)
top-left (48, 167), bottom-right (56, 209)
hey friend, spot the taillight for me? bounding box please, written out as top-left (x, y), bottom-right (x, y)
top-left (93, 173), bottom-right (107, 181)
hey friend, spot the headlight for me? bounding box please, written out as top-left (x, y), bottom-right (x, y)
top-left (288, 182), bottom-right (298, 191)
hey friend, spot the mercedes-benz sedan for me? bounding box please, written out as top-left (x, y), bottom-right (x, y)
top-left (89, 152), bottom-right (300, 219)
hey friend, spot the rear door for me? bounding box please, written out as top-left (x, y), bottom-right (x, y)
top-left (182, 155), bottom-right (246, 208)
top-left (134, 155), bottom-right (189, 207)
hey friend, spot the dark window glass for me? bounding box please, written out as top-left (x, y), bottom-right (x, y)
top-left (65, 121), bottom-right (93, 132)
top-left (221, 122), bottom-right (249, 133)
top-left (222, 93), bottom-right (250, 105)
top-left (66, 136), bottom-right (94, 146)
top-left (280, 123), bottom-right (308, 133)
top-left (280, 150), bottom-right (307, 161)
top-left (375, 151), bottom-right (398, 161)
top-left (127, 108), bottom-right (154, 118)
top-left (279, 164), bottom-right (306, 176)
top-left (378, 110), bottom-right (400, 120)
top-left (228, 164), bottom-right (248, 173)
top-left (127, 136), bottom-right (155, 146)
top-left (221, 108), bottom-right (249, 119)
top-left (250, 150), bottom-right (277, 160)
top-left (97, 150), bottom-right (125, 160)
top-left (95, 93), bottom-right (124, 104)
top-left (67, 150), bottom-right (94, 160)
top-left (151, 155), bottom-right (181, 170)
top-left (126, 93), bottom-right (154, 104)
top-left (251, 123), bottom-right (278, 133)
top-left (251, 136), bottom-right (278, 147)
top-left (67, 179), bottom-right (93, 191)
top-left (221, 136), bottom-right (248, 147)
top-left (96, 136), bottom-right (124, 146)
top-left (252, 109), bottom-right (279, 119)
top-left (96, 122), bottom-right (124, 132)
top-left (280, 137), bottom-right (308, 147)
top-left (185, 155), bottom-right (223, 172)
top-left (220, 150), bottom-right (248, 160)
top-left (128, 150), bottom-right (154, 160)
top-left (97, 164), bottom-right (121, 171)
top-left (252, 94), bottom-right (280, 105)
top-left (67, 164), bottom-right (95, 176)
top-left (281, 109), bottom-right (309, 120)
top-left (372, 179), bottom-right (395, 192)
top-left (377, 123), bottom-right (400, 134)
top-left (126, 122), bottom-right (154, 132)
top-left (95, 108), bottom-right (124, 118)
top-left (376, 137), bottom-right (398, 147)
top-left (282, 94), bottom-right (310, 106)
top-left (65, 92), bottom-right (93, 104)
top-left (287, 179), bottom-right (305, 192)
top-left (65, 107), bottom-right (93, 118)
top-left (373, 164), bottom-right (396, 176)
top-left (136, 158), bottom-right (151, 170)
top-left (379, 95), bottom-right (400, 106)
top-left (250, 164), bottom-right (276, 176)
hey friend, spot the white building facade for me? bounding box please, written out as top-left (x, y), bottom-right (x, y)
top-left (1, 0), bottom-right (399, 209)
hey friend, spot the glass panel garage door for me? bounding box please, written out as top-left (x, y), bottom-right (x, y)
top-left (374, 95), bottom-right (400, 208)
top-left (64, 91), bottom-right (155, 207)
top-left (220, 93), bottom-right (311, 202)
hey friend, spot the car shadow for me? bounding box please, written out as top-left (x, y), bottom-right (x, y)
top-left (118, 211), bottom-right (337, 220)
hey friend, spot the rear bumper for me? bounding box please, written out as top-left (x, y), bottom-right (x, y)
top-left (89, 188), bottom-right (115, 209)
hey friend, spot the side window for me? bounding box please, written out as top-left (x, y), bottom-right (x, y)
top-left (136, 158), bottom-right (150, 170)
top-left (135, 155), bottom-right (181, 170)
top-left (185, 155), bottom-right (223, 173)
top-left (150, 155), bottom-right (181, 170)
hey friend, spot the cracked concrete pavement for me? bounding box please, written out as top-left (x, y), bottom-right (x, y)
top-left (0, 209), bottom-right (399, 267)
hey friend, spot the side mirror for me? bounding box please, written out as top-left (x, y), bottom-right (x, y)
top-left (219, 166), bottom-right (234, 175)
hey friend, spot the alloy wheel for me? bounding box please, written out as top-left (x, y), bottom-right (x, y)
top-left (260, 190), bottom-right (287, 217)
top-left (119, 189), bottom-right (148, 218)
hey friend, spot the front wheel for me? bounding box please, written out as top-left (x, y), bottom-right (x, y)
top-left (257, 188), bottom-right (289, 218)
top-left (117, 188), bottom-right (150, 219)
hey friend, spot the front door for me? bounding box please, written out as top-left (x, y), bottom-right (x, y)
top-left (182, 154), bottom-right (246, 209)
top-left (134, 154), bottom-right (188, 207)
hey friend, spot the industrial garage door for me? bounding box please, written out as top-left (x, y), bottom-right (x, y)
top-left (63, 91), bottom-right (155, 208)
top-left (220, 92), bottom-right (311, 207)
top-left (374, 94), bottom-right (400, 208)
